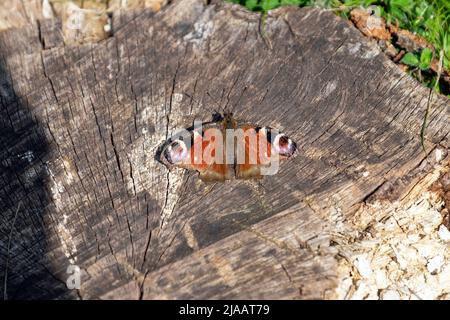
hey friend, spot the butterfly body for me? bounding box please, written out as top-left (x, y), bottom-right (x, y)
top-left (158, 113), bottom-right (296, 182)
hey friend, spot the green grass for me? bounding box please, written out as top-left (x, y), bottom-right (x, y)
top-left (229, 0), bottom-right (450, 95)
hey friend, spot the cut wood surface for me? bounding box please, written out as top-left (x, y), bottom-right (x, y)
top-left (0, 0), bottom-right (449, 299)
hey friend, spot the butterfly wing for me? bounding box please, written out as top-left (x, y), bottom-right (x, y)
top-left (159, 115), bottom-right (296, 181)
top-left (159, 122), bottom-right (232, 182)
top-left (234, 125), bottom-right (297, 179)
top-left (234, 125), bottom-right (264, 179)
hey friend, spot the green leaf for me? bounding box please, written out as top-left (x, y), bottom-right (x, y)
top-left (372, 5), bottom-right (382, 17)
top-left (260, 0), bottom-right (280, 12)
top-left (280, 0), bottom-right (302, 6)
top-left (401, 52), bottom-right (419, 66)
top-left (245, 0), bottom-right (259, 10)
top-left (419, 48), bottom-right (433, 70)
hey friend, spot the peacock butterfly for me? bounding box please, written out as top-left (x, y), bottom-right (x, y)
top-left (157, 111), bottom-right (296, 182)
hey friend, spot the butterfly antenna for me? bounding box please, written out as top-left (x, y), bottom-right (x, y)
top-left (206, 91), bottom-right (225, 114)
top-left (182, 92), bottom-right (196, 105)
top-left (181, 92), bottom-right (210, 127)
top-left (231, 85), bottom-right (248, 114)
top-left (182, 92), bottom-right (216, 115)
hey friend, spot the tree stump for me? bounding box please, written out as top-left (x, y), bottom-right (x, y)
top-left (0, 0), bottom-right (449, 299)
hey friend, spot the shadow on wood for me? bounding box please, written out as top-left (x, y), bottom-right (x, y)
top-left (0, 0), bottom-right (449, 299)
top-left (0, 55), bottom-right (72, 299)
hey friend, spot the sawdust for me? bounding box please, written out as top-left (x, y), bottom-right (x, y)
top-left (328, 156), bottom-right (450, 300)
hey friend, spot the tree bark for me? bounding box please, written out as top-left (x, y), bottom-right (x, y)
top-left (0, 0), bottom-right (449, 299)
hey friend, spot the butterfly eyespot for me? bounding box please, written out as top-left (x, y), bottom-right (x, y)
top-left (273, 134), bottom-right (296, 157)
top-left (163, 140), bottom-right (188, 164)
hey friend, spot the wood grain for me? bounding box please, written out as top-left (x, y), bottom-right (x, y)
top-left (0, 0), bottom-right (448, 299)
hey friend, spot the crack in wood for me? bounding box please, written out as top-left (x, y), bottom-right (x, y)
top-left (0, 0), bottom-right (448, 299)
